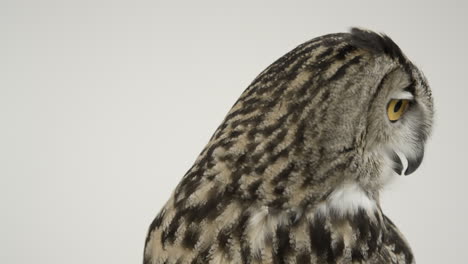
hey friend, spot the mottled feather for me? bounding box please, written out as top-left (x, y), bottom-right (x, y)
top-left (144, 28), bottom-right (433, 264)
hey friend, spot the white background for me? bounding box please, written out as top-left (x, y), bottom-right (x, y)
top-left (1, 1), bottom-right (466, 263)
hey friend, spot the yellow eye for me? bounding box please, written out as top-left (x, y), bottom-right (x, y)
top-left (387, 99), bottom-right (410, 122)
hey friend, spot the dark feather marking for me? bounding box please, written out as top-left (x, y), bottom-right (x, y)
top-left (335, 45), bottom-right (357, 60)
top-left (353, 208), bottom-right (371, 241)
top-left (205, 193), bottom-right (227, 220)
top-left (228, 129), bottom-right (244, 139)
top-left (300, 161), bottom-right (319, 187)
top-left (254, 164), bottom-right (268, 175)
top-left (230, 113), bottom-right (263, 129)
top-left (268, 196), bottom-right (289, 209)
top-left (224, 97), bottom-right (261, 120)
top-left (328, 55), bottom-right (362, 82)
top-left (349, 28), bottom-right (406, 63)
top-left (296, 251), bottom-right (312, 263)
top-left (351, 247), bottom-right (365, 262)
top-left (254, 128), bottom-right (290, 175)
top-left (273, 185), bottom-right (286, 195)
top-left (250, 114), bottom-right (289, 137)
top-left (213, 122), bottom-right (230, 140)
top-left (217, 227), bottom-right (232, 253)
top-left (161, 211), bottom-right (183, 245)
top-left (271, 163), bottom-right (295, 184)
top-left (182, 226), bottom-right (200, 249)
top-left (175, 172), bottom-right (202, 202)
top-left (267, 144), bottom-right (291, 164)
top-left (246, 179), bottom-right (263, 199)
top-left (145, 210), bottom-right (166, 244)
top-left (250, 152), bottom-right (264, 164)
top-left (368, 220), bottom-right (380, 254)
top-left (190, 247), bottom-right (211, 264)
top-left (224, 172), bottom-right (243, 202)
top-left (333, 238), bottom-right (345, 259)
top-left (310, 216), bottom-right (334, 262)
top-left (234, 212), bottom-right (250, 240)
top-left (383, 216), bottom-right (414, 263)
top-left (234, 153), bottom-right (248, 168)
top-left (315, 47), bottom-right (334, 60)
top-left (274, 226), bottom-right (292, 264)
top-left (241, 244), bottom-right (252, 264)
top-left (259, 123), bottom-right (285, 149)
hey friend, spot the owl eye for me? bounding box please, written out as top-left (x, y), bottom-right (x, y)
top-left (387, 99), bottom-right (410, 122)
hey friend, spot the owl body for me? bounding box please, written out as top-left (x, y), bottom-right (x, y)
top-left (144, 29), bottom-right (433, 264)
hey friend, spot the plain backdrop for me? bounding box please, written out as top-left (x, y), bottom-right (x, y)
top-left (1, 1), bottom-right (466, 263)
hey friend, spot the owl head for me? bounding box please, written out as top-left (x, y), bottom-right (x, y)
top-left (174, 28), bottom-right (434, 213)
top-left (307, 28), bottom-right (435, 191)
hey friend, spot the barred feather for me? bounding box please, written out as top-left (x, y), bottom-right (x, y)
top-left (144, 28), bottom-right (433, 264)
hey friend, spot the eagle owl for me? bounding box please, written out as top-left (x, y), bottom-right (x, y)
top-left (144, 28), bottom-right (433, 264)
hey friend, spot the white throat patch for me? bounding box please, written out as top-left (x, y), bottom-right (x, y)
top-left (317, 183), bottom-right (377, 217)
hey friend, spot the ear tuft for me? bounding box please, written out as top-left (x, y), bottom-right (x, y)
top-left (349, 27), bottom-right (406, 63)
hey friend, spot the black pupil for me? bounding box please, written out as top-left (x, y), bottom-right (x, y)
top-left (394, 100), bottom-right (403, 112)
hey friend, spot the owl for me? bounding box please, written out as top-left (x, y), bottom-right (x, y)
top-left (144, 28), bottom-right (433, 264)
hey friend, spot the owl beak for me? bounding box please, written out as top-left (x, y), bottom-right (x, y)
top-left (390, 146), bottom-right (425, 176)
top-left (404, 146), bottom-right (424, 176)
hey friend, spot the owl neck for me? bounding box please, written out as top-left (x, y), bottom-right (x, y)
top-left (317, 182), bottom-right (379, 217)
top-left (244, 187), bottom-right (386, 263)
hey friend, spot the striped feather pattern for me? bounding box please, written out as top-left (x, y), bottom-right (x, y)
top-left (144, 28), bottom-right (433, 264)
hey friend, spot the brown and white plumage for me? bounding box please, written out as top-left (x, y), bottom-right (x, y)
top-left (144, 28), bottom-right (433, 264)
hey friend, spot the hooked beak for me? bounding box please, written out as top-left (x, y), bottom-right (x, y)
top-left (391, 145), bottom-right (425, 176)
top-left (404, 146), bottom-right (424, 175)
